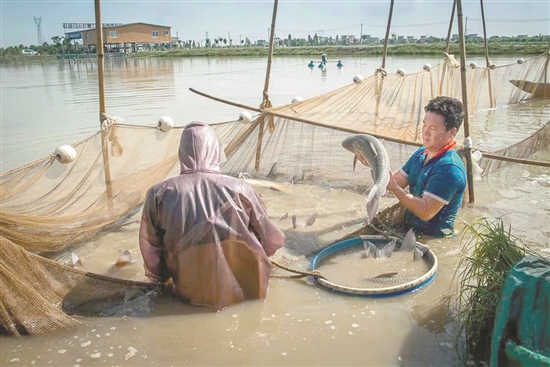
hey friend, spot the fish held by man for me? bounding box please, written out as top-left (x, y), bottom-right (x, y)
top-left (341, 134), bottom-right (391, 224)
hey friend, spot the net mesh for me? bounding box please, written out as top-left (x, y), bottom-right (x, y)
top-left (1, 52), bottom-right (549, 336)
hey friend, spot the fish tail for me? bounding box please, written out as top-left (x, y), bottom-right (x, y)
top-left (366, 185), bottom-right (379, 224)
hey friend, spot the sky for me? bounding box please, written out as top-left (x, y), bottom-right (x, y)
top-left (1, 0), bottom-right (549, 48)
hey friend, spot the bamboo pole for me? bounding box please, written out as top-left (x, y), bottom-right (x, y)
top-left (480, 0), bottom-right (495, 108)
top-left (255, 0), bottom-right (278, 171)
top-left (189, 87), bottom-right (262, 113)
top-left (95, 0), bottom-right (106, 116)
top-left (456, 0), bottom-right (475, 203)
top-left (439, 0), bottom-right (457, 96)
top-left (94, 0), bottom-right (114, 212)
top-left (381, 0), bottom-right (394, 70)
top-left (544, 40), bottom-right (550, 87)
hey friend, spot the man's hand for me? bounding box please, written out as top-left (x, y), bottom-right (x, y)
top-left (386, 169), bottom-right (399, 192)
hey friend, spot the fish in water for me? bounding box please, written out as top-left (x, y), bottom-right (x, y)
top-left (341, 134), bottom-right (391, 224)
top-left (365, 274), bottom-right (419, 284)
top-left (400, 229), bottom-right (417, 252)
top-left (291, 212), bottom-right (317, 229)
top-left (399, 229), bottom-right (429, 261)
top-left (56, 251), bottom-right (83, 267)
top-left (115, 250), bottom-right (136, 266)
top-left (71, 252), bottom-right (83, 266)
top-left (267, 162), bottom-right (278, 178)
top-left (278, 212), bottom-right (289, 221)
top-left (361, 237), bottom-right (397, 259)
top-left (244, 178), bottom-right (289, 193)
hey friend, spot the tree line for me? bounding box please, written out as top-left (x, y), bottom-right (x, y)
top-left (2, 33), bottom-right (548, 56)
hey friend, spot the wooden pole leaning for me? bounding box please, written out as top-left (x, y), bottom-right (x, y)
top-left (456, 0), bottom-right (475, 203)
top-left (95, 0), bottom-right (114, 212)
top-left (480, 0), bottom-right (495, 108)
top-left (255, 0), bottom-right (279, 171)
top-left (439, 0), bottom-right (457, 96)
top-left (373, 0), bottom-right (394, 125)
top-left (381, 0), bottom-right (394, 70)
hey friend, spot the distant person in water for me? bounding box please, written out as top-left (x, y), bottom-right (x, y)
top-left (386, 96), bottom-right (466, 237)
top-left (139, 122), bottom-right (285, 310)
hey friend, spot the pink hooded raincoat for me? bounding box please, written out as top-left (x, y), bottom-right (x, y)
top-left (139, 122), bottom-right (285, 310)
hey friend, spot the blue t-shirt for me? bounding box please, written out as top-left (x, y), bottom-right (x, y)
top-left (400, 147), bottom-right (466, 237)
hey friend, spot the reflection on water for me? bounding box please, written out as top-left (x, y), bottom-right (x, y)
top-left (1, 55), bottom-right (549, 366)
top-left (2, 55), bottom-right (549, 172)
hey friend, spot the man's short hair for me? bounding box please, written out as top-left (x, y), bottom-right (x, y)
top-left (425, 96), bottom-right (464, 131)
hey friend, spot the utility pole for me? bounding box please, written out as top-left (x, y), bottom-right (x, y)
top-left (228, 31), bottom-right (231, 46)
top-left (360, 23), bottom-right (363, 43)
top-left (465, 16), bottom-right (468, 36)
top-left (34, 16), bottom-right (44, 45)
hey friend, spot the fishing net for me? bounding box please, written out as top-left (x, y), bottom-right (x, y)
top-left (1, 52), bottom-right (549, 336)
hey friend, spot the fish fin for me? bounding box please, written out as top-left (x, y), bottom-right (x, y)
top-left (362, 242), bottom-right (370, 258)
top-left (369, 142), bottom-right (378, 158)
top-left (267, 162), bottom-right (278, 177)
top-left (413, 248), bottom-right (424, 261)
top-left (401, 229), bottom-right (417, 252)
top-left (115, 250), bottom-right (133, 265)
top-left (291, 215), bottom-right (298, 229)
top-left (71, 252), bottom-right (83, 267)
top-left (278, 212), bottom-right (288, 221)
top-left (366, 184), bottom-right (379, 224)
top-left (352, 156), bottom-right (358, 174)
top-left (305, 212), bottom-right (317, 226)
top-left (367, 241), bottom-right (378, 259)
top-left (383, 238), bottom-right (397, 257)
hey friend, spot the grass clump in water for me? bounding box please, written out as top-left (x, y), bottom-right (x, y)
top-left (451, 217), bottom-right (536, 362)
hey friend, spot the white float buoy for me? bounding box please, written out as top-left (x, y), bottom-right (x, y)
top-left (55, 145), bottom-right (77, 164)
top-left (517, 58), bottom-right (524, 64)
top-left (238, 111), bottom-right (252, 124)
top-left (158, 116), bottom-right (174, 132)
top-left (423, 63), bottom-right (432, 72)
top-left (396, 68), bottom-right (406, 77)
top-left (469, 62), bottom-right (477, 69)
top-left (291, 96), bottom-right (303, 103)
top-left (353, 75), bottom-right (364, 84)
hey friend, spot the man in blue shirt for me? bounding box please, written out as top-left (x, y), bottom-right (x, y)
top-left (387, 96), bottom-right (467, 237)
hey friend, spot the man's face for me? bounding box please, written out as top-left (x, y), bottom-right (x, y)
top-left (422, 111), bottom-right (457, 152)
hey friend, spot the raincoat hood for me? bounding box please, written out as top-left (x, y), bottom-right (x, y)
top-left (179, 121), bottom-right (222, 174)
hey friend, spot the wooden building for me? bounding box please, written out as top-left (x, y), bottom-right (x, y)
top-left (82, 22), bottom-right (172, 52)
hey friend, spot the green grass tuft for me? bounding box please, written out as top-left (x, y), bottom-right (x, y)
top-left (452, 217), bottom-right (537, 362)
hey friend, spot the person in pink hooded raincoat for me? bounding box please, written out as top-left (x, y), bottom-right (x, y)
top-left (139, 121), bottom-right (285, 310)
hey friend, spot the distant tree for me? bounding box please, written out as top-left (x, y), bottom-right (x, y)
top-left (307, 34), bottom-right (313, 45)
top-left (335, 34), bottom-right (339, 45)
top-left (223, 38), bottom-right (227, 46)
top-left (245, 37), bottom-right (251, 46)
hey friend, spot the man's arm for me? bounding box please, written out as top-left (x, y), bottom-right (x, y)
top-left (139, 188), bottom-right (168, 283)
top-left (387, 170), bottom-right (445, 222)
top-left (392, 170), bottom-right (409, 189)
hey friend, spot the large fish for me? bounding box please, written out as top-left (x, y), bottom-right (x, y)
top-left (341, 134), bottom-right (391, 224)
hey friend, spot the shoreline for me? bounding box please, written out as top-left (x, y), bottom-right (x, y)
top-left (135, 42), bottom-right (548, 58)
top-left (1, 42), bottom-right (547, 64)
